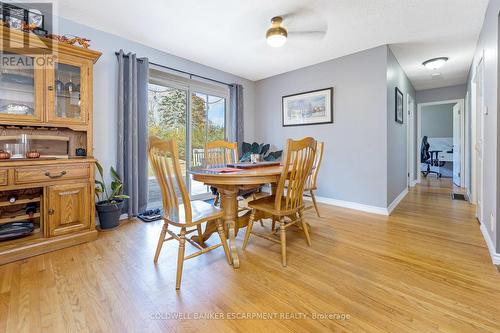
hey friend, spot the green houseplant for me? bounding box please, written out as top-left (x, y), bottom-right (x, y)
top-left (239, 142), bottom-right (283, 162)
top-left (95, 161), bottom-right (129, 229)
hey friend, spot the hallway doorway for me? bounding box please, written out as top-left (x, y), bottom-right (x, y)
top-left (417, 99), bottom-right (465, 187)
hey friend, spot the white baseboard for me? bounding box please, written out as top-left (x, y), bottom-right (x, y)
top-left (480, 223), bottom-right (500, 265)
top-left (410, 179), bottom-right (418, 187)
top-left (387, 188), bottom-right (409, 215)
top-left (306, 195), bottom-right (389, 215)
top-left (306, 188), bottom-right (408, 216)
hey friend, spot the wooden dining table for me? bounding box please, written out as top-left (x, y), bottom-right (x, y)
top-left (190, 164), bottom-right (283, 268)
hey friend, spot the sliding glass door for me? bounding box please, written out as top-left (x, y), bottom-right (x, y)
top-left (147, 83), bottom-right (188, 207)
top-left (147, 75), bottom-right (227, 206)
top-left (190, 91), bottom-right (226, 197)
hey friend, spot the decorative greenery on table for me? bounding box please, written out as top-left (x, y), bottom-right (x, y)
top-left (239, 142), bottom-right (283, 162)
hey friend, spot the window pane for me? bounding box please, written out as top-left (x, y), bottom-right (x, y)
top-left (208, 95), bottom-right (225, 142)
top-left (190, 92), bottom-right (226, 197)
top-left (190, 92), bottom-right (209, 196)
top-left (191, 92), bottom-right (207, 167)
top-left (147, 83), bottom-right (187, 208)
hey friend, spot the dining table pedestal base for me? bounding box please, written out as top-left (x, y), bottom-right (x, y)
top-left (191, 165), bottom-right (283, 268)
top-left (191, 186), bottom-right (249, 268)
top-left (220, 187), bottom-right (240, 268)
top-left (191, 187), bottom-right (271, 268)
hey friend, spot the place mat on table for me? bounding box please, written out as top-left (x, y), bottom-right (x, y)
top-left (226, 161), bottom-right (281, 169)
top-left (206, 167), bottom-right (242, 173)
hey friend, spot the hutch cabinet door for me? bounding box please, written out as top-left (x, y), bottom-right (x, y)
top-left (47, 182), bottom-right (90, 237)
top-left (0, 52), bottom-right (44, 123)
top-left (46, 53), bottom-right (90, 125)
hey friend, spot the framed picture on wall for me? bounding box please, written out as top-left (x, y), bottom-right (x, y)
top-left (282, 87), bottom-right (333, 127)
top-left (395, 87), bottom-right (404, 124)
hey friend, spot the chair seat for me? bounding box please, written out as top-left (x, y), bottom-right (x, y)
top-left (167, 200), bottom-right (223, 225)
top-left (248, 195), bottom-right (301, 216)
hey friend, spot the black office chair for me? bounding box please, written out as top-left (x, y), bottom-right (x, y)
top-left (420, 136), bottom-right (442, 178)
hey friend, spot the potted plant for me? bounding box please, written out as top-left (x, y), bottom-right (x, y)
top-left (239, 142), bottom-right (283, 162)
top-left (94, 161), bottom-right (129, 229)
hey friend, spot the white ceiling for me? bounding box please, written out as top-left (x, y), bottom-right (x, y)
top-left (54, 0), bottom-right (489, 90)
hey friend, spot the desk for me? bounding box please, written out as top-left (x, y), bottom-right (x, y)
top-left (191, 165), bottom-right (282, 268)
top-left (428, 137), bottom-right (453, 162)
top-left (438, 152), bottom-right (453, 162)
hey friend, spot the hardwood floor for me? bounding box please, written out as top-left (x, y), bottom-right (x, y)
top-left (1, 179), bottom-right (499, 332)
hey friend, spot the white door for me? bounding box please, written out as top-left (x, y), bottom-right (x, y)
top-left (474, 60), bottom-right (484, 221)
top-left (407, 94), bottom-right (411, 187)
top-left (452, 103), bottom-right (461, 186)
top-left (475, 108), bottom-right (483, 221)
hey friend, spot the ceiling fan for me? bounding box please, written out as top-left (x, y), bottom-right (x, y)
top-left (265, 13), bottom-right (327, 48)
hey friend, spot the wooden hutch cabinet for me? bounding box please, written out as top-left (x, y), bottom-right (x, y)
top-left (0, 27), bottom-right (101, 264)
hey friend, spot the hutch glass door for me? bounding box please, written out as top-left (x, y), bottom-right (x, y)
top-left (47, 54), bottom-right (89, 124)
top-left (0, 52), bottom-right (44, 122)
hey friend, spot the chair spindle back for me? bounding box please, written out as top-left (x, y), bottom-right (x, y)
top-left (275, 137), bottom-right (317, 212)
top-left (305, 141), bottom-right (324, 190)
top-left (148, 136), bottom-right (192, 224)
top-left (204, 140), bottom-right (238, 166)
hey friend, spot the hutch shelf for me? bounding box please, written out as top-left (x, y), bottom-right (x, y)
top-left (0, 27), bottom-right (101, 264)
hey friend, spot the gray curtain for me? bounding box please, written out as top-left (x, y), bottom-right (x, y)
top-left (116, 50), bottom-right (149, 216)
top-left (229, 84), bottom-right (244, 147)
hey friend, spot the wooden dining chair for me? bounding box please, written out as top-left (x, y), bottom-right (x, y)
top-left (204, 140), bottom-right (238, 166)
top-left (304, 141), bottom-right (324, 217)
top-left (204, 140), bottom-right (259, 207)
top-left (204, 140), bottom-right (238, 206)
top-left (242, 137), bottom-right (317, 267)
top-left (149, 136), bottom-right (231, 290)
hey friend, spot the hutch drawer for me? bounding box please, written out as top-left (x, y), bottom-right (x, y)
top-left (14, 163), bottom-right (90, 184)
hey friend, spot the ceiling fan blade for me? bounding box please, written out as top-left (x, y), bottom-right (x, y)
top-left (288, 30), bottom-right (327, 40)
top-left (280, 7), bottom-right (317, 21)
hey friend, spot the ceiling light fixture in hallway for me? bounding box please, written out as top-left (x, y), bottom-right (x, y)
top-left (423, 57), bottom-right (449, 70)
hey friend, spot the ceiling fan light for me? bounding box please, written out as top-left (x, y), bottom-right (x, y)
top-left (266, 16), bottom-right (287, 47)
top-left (423, 57), bottom-right (449, 70)
top-left (266, 32), bottom-right (287, 47)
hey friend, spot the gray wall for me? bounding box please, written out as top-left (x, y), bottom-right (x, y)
top-left (386, 48), bottom-right (416, 204)
top-left (56, 17), bottom-right (255, 184)
top-left (421, 104), bottom-right (454, 138)
top-left (465, 0), bottom-right (500, 253)
top-left (416, 84), bottom-right (466, 104)
top-left (255, 46), bottom-right (389, 208)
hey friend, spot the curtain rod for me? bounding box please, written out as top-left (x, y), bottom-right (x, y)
top-left (115, 52), bottom-right (232, 87)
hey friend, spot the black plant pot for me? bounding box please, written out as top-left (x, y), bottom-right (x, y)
top-left (96, 200), bottom-right (124, 230)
